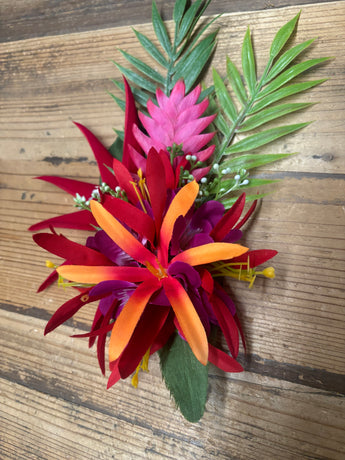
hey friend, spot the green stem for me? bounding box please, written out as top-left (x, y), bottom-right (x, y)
top-left (214, 58), bottom-right (274, 164)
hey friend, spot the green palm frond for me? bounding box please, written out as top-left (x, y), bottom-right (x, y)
top-left (206, 12), bottom-right (329, 207)
top-left (112, 0), bottom-right (218, 110)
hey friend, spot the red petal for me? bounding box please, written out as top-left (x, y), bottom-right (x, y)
top-left (28, 209), bottom-right (97, 231)
top-left (230, 249), bottom-right (278, 268)
top-left (211, 294), bottom-right (239, 358)
top-left (107, 362), bottom-right (121, 389)
top-left (37, 270), bottom-right (59, 292)
top-left (150, 311), bottom-right (176, 354)
top-left (210, 193), bottom-right (246, 241)
top-left (35, 176), bottom-right (95, 198)
top-left (208, 344), bottom-right (243, 372)
top-left (118, 304), bottom-right (170, 379)
top-left (112, 158), bottom-right (139, 205)
top-left (234, 313), bottom-right (246, 352)
top-left (108, 278), bottom-right (161, 362)
top-left (33, 233), bottom-right (113, 265)
top-left (74, 122), bottom-right (117, 188)
top-left (146, 148), bottom-right (167, 233)
top-left (44, 289), bottom-right (98, 335)
top-left (123, 78), bottom-right (142, 171)
top-left (158, 150), bottom-right (175, 190)
top-left (103, 195), bottom-right (155, 245)
top-left (235, 199), bottom-right (257, 229)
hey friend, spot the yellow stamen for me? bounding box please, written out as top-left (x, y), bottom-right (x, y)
top-left (131, 347), bottom-right (151, 388)
top-left (145, 260), bottom-right (167, 280)
top-left (130, 180), bottom-right (147, 214)
top-left (209, 260), bottom-right (276, 289)
top-left (137, 168), bottom-right (150, 203)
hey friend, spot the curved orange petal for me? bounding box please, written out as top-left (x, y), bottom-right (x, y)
top-left (162, 276), bottom-right (208, 366)
top-left (57, 265), bottom-right (153, 283)
top-left (171, 242), bottom-right (248, 266)
top-left (90, 200), bottom-right (157, 267)
top-left (108, 278), bottom-right (161, 362)
top-left (159, 180), bottom-right (199, 266)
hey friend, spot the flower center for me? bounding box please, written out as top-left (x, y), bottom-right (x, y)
top-left (145, 259), bottom-right (168, 280)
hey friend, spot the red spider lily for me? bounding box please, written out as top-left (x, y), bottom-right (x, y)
top-left (57, 179), bottom-right (248, 368)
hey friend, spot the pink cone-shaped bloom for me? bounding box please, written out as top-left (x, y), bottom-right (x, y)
top-left (133, 80), bottom-right (216, 162)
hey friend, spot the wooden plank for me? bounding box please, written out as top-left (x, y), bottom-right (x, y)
top-left (0, 2), bottom-right (345, 458)
top-left (0, 310), bottom-right (344, 460)
top-left (0, 0), bottom-right (336, 43)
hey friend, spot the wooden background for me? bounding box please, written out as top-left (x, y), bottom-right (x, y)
top-left (1, 1), bottom-right (344, 458)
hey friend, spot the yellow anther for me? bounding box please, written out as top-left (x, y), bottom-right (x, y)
top-left (131, 370), bottom-right (139, 388)
top-left (131, 348), bottom-right (151, 388)
top-left (81, 294), bottom-right (89, 303)
top-left (45, 260), bottom-right (56, 269)
top-left (262, 267), bottom-right (275, 279)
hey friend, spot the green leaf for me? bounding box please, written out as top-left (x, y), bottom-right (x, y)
top-left (173, 0), bottom-right (187, 24)
top-left (133, 28), bottom-right (169, 68)
top-left (226, 57), bottom-right (247, 106)
top-left (152, 1), bottom-right (172, 58)
top-left (221, 152), bottom-right (294, 171)
top-left (259, 57), bottom-right (329, 99)
top-left (176, 0), bottom-right (204, 47)
top-left (242, 28), bottom-right (256, 96)
top-left (113, 62), bottom-right (157, 93)
top-left (119, 49), bottom-right (165, 85)
top-left (213, 68), bottom-right (237, 123)
top-left (221, 192), bottom-right (267, 209)
top-left (269, 12), bottom-right (300, 61)
top-left (108, 92), bottom-right (126, 111)
top-left (264, 38), bottom-right (315, 83)
top-left (238, 102), bottom-right (313, 132)
top-left (173, 34), bottom-right (216, 92)
top-left (249, 79), bottom-right (326, 114)
top-left (226, 122), bottom-right (310, 154)
top-left (108, 136), bottom-right (123, 161)
top-left (219, 178), bottom-right (278, 191)
top-left (159, 334), bottom-right (208, 423)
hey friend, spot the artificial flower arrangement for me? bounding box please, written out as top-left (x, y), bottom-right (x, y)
top-left (30, 0), bottom-right (328, 422)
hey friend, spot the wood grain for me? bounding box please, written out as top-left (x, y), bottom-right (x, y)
top-left (1, 1), bottom-right (345, 459)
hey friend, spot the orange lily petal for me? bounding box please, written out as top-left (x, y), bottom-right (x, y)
top-left (90, 200), bottom-right (157, 267)
top-left (57, 265), bottom-right (153, 283)
top-left (108, 278), bottom-right (161, 362)
top-left (171, 242), bottom-right (248, 266)
top-left (159, 180), bottom-right (199, 266)
top-left (162, 276), bottom-right (208, 366)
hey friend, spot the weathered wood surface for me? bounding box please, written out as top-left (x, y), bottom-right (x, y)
top-left (1, 1), bottom-right (345, 459)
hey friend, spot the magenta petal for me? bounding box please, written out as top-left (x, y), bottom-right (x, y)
top-left (35, 176), bottom-right (95, 198)
top-left (28, 209), bottom-right (97, 231)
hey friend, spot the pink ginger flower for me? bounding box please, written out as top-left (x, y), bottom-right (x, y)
top-left (133, 80), bottom-right (216, 163)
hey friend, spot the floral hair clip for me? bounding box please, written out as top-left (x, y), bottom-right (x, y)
top-left (30, 0), bottom-right (328, 422)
